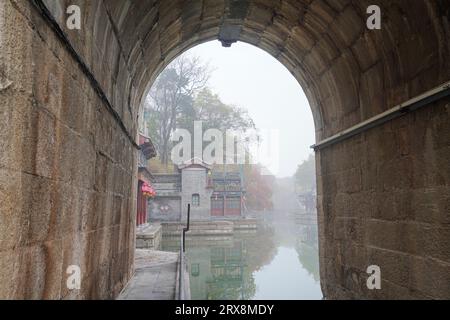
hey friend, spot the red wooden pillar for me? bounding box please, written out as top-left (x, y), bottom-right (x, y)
top-left (142, 191), bottom-right (147, 224)
top-left (137, 181), bottom-right (143, 226)
top-left (137, 180), bottom-right (150, 226)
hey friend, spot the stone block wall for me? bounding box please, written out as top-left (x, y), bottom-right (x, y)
top-left (136, 224), bottom-right (162, 251)
top-left (317, 97), bottom-right (450, 299)
top-left (149, 197), bottom-right (182, 222)
top-left (161, 221), bottom-right (235, 237)
top-left (181, 168), bottom-right (213, 221)
top-left (0, 0), bottom-right (137, 299)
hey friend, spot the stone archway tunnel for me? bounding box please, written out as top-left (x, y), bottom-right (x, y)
top-left (0, 0), bottom-right (449, 299)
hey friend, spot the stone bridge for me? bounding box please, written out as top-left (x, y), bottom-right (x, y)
top-left (0, 0), bottom-right (449, 299)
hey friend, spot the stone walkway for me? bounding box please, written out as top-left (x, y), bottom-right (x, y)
top-left (117, 249), bottom-right (179, 300)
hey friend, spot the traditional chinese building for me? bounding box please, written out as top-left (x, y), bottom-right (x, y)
top-left (149, 158), bottom-right (245, 222)
top-left (210, 171), bottom-right (243, 217)
top-left (136, 134), bottom-right (157, 226)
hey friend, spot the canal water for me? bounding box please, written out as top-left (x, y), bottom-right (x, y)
top-left (161, 215), bottom-right (323, 300)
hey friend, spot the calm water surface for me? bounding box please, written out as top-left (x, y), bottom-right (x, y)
top-left (161, 216), bottom-right (322, 300)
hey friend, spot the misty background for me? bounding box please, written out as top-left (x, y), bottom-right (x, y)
top-left (143, 39), bottom-right (321, 300)
top-left (177, 41), bottom-right (315, 178)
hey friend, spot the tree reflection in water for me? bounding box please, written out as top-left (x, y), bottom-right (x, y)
top-left (161, 220), bottom-right (322, 300)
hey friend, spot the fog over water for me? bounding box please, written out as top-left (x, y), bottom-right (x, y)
top-left (161, 177), bottom-right (322, 300)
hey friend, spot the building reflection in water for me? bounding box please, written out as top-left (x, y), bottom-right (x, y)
top-left (162, 218), bottom-right (322, 300)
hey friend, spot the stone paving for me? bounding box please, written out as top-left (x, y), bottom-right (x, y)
top-left (117, 250), bottom-right (179, 300)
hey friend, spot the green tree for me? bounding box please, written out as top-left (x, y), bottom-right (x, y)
top-left (144, 55), bottom-right (210, 165)
top-left (145, 55), bottom-right (255, 166)
top-left (294, 154), bottom-right (316, 192)
top-left (194, 88), bottom-right (255, 132)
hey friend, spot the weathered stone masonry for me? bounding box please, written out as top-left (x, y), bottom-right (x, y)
top-left (0, 0), bottom-right (137, 299)
top-left (0, 0), bottom-right (449, 299)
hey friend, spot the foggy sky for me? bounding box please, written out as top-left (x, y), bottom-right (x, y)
top-left (185, 41), bottom-right (315, 178)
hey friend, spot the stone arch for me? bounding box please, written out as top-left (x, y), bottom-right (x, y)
top-left (0, 0), bottom-right (449, 299)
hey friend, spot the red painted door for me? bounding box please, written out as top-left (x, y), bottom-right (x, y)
top-left (225, 197), bottom-right (241, 216)
top-left (211, 196), bottom-right (224, 216)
